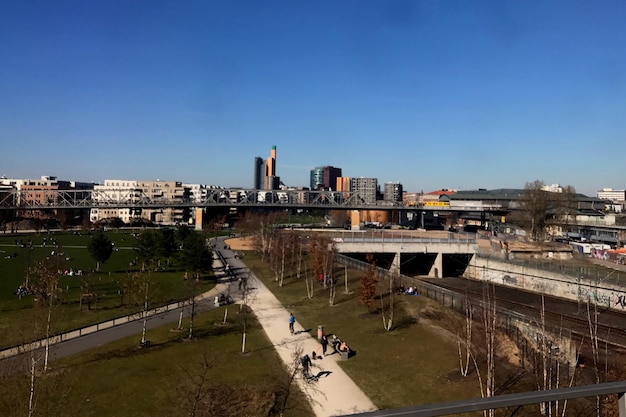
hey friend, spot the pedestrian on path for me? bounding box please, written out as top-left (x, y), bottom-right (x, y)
top-left (289, 313), bottom-right (295, 335)
top-left (321, 333), bottom-right (329, 356)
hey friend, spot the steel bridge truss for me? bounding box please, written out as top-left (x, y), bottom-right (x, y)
top-left (0, 188), bottom-right (502, 213)
top-left (0, 188), bottom-right (417, 211)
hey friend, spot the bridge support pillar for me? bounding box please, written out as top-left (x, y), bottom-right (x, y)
top-left (195, 208), bottom-right (204, 231)
top-left (350, 210), bottom-right (361, 231)
top-left (390, 252), bottom-right (401, 275)
top-left (428, 253), bottom-right (443, 278)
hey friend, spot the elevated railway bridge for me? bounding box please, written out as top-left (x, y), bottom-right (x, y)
top-left (0, 188), bottom-right (506, 213)
top-left (331, 231), bottom-right (478, 278)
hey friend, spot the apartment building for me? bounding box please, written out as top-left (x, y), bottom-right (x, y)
top-left (91, 179), bottom-right (190, 225)
top-left (350, 177), bottom-right (378, 204)
top-left (0, 176), bottom-right (73, 219)
top-left (383, 182), bottom-right (403, 203)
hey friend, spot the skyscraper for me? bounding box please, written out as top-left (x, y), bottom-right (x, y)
top-left (310, 166), bottom-right (342, 190)
top-left (253, 156), bottom-right (264, 189)
top-left (263, 146), bottom-right (280, 190)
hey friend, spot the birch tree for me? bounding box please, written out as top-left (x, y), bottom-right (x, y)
top-left (239, 270), bottom-right (256, 353)
top-left (380, 272), bottom-right (395, 331)
top-left (479, 282), bottom-right (497, 417)
top-left (29, 256), bottom-right (64, 373)
top-left (457, 296), bottom-right (473, 377)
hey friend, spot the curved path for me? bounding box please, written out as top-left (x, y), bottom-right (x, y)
top-left (217, 238), bottom-right (377, 417)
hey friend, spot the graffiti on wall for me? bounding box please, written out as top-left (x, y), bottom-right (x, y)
top-left (615, 293), bottom-right (626, 309)
top-left (577, 286), bottom-right (612, 307)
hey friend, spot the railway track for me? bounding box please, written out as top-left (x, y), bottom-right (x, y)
top-left (417, 277), bottom-right (626, 351)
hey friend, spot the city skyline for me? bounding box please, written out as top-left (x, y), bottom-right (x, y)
top-left (2, 1), bottom-right (626, 196)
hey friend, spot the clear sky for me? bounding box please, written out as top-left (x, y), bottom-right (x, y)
top-left (1, 1), bottom-right (625, 196)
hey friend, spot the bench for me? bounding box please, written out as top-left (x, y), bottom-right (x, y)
top-left (331, 337), bottom-right (355, 359)
top-left (338, 348), bottom-right (354, 360)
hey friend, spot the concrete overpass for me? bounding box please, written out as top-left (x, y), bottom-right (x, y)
top-left (331, 231), bottom-right (478, 278)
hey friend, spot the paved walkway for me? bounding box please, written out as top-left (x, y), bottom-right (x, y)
top-left (245, 272), bottom-right (377, 416)
top-left (218, 239), bottom-right (377, 417)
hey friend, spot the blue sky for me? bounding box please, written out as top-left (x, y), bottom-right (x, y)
top-left (1, 1), bottom-right (625, 196)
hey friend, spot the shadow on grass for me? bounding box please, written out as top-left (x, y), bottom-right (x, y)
top-left (391, 315), bottom-right (419, 331)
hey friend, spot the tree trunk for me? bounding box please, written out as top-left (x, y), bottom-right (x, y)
top-left (141, 282), bottom-right (149, 345)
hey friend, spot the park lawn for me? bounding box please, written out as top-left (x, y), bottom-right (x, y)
top-left (0, 306), bottom-right (314, 417)
top-left (0, 230), bottom-right (215, 349)
top-left (243, 253), bottom-right (483, 410)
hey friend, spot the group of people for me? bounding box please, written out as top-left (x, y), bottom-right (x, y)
top-left (300, 334), bottom-right (352, 380)
top-left (214, 293), bottom-right (233, 306)
top-left (398, 285), bottom-right (418, 295)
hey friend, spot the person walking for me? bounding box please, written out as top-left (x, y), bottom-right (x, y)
top-left (321, 334), bottom-right (329, 356)
top-left (289, 313), bottom-right (295, 335)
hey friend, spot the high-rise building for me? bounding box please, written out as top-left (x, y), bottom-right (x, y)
top-left (253, 157), bottom-right (264, 189)
top-left (263, 146), bottom-right (280, 190)
top-left (310, 166), bottom-right (342, 190)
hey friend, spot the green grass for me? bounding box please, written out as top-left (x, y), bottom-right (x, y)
top-left (0, 230), bottom-right (214, 349)
top-left (0, 306), bottom-right (314, 417)
top-left (244, 253), bottom-right (483, 410)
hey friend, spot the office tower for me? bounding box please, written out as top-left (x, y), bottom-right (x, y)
top-left (263, 146), bottom-right (280, 190)
top-left (253, 157), bottom-right (264, 189)
top-left (310, 166), bottom-right (342, 190)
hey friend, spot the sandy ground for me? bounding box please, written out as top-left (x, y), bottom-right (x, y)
top-left (225, 237), bottom-right (255, 251)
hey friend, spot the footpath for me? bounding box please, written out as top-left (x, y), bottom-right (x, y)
top-left (245, 272), bottom-right (377, 416)
top-left (0, 253), bottom-right (231, 361)
top-left (218, 239), bottom-right (377, 417)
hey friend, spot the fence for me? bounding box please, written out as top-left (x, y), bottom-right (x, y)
top-left (0, 291), bottom-right (214, 360)
top-left (328, 230), bottom-right (477, 245)
top-left (336, 253), bottom-right (577, 376)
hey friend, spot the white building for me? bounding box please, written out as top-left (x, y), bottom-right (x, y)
top-left (597, 188), bottom-right (626, 202)
top-left (90, 180), bottom-right (140, 223)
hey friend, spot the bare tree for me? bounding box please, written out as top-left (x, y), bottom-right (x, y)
top-left (359, 254), bottom-right (378, 313)
top-left (179, 352), bottom-right (214, 417)
top-left (380, 272), bottom-right (395, 331)
top-left (309, 234), bottom-right (335, 290)
top-left (587, 299), bottom-right (602, 417)
top-left (29, 256), bottom-right (65, 373)
top-left (239, 270), bottom-right (256, 353)
top-left (516, 181), bottom-right (578, 242)
top-left (274, 344), bottom-right (323, 417)
top-left (478, 282), bottom-right (497, 417)
top-left (253, 213), bottom-right (279, 262)
top-left (457, 295), bottom-right (473, 377)
top-left (303, 259), bottom-right (314, 299)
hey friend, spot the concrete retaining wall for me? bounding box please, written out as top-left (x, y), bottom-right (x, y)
top-left (466, 256), bottom-right (626, 313)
